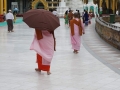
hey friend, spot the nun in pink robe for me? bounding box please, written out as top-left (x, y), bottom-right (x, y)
top-left (30, 30), bottom-right (55, 75)
top-left (70, 12), bottom-right (85, 53)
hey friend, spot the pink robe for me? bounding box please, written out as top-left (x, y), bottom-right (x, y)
top-left (30, 30), bottom-right (54, 65)
top-left (71, 18), bottom-right (84, 51)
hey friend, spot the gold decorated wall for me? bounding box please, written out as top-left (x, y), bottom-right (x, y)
top-left (31, 0), bottom-right (59, 10)
top-left (32, 0), bottom-right (48, 10)
top-left (0, 0), bottom-right (7, 15)
top-left (0, 0), bottom-right (119, 14)
top-left (83, 0), bottom-right (119, 14)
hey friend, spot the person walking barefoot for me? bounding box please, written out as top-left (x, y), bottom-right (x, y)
top-left (30, 29), bottom-right (56, 75)
top-left (70, 12), bottom-right (85, 54)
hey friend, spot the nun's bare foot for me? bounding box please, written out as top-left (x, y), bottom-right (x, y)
top-left (47, 71), bottom-right (51, 75)
top-left (35, 68), bottom-right (41, 72)
top-left (73, 50), bottom-right (78, 54)
top-left (75, 50), bottom-right (78, 54)
top-left (73, 50), bottom-right (76, 53)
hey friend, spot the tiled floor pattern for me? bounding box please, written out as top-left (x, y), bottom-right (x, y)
top-left (82, 19), bottom-right (120, 74)
top-left (0, 18), bottom-right (120, 90)
top-left (0, 18), bottom-right (23, 26)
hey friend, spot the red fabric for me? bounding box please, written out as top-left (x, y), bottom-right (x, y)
top-left (0, 15), bottom-right (4, 22)
top-left (70, 19), bottom-right (82, 36)
top-left (37, 54), bottom-right (50, 71)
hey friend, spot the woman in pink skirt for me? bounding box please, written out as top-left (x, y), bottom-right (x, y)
top-left (70, 12), bottom-right (85, 53)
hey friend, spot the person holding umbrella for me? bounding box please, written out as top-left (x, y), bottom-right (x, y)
top-left (23, 9), bottom-right (60, 75)
top-left (30, 29), bottom-right (55, 75)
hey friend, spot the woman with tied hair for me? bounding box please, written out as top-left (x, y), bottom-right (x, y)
top-left (76, 9), bottom-right (81, 18)
top-left (68, 10), bottom-right (74, 25)
top-left (64, 10), bottom-right (69, 25)
top-left (83, 11), bottom-right (89, 26)
top-left (3, 9), bottom-right (6, 21)
top-left (70, 12), bottom-right (85, 53)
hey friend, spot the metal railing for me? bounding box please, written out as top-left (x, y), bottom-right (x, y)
top-left (96, 17), bottom-right (120, 31)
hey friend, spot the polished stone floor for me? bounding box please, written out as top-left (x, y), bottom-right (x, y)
top-left (0, 18), bottom-right (120, 90)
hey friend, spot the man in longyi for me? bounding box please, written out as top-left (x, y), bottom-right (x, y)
top-left (6, 10), bottom-right (14, 32)
top-left (70, 12), bottom-right (85, 53)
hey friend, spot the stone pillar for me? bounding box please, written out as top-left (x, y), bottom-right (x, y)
top-left (99, 0), bottom-right (102, 7)
top-left (19, 0), bottom-right (23, 14)
top-left (52, 0), bottom-right (53, 8)
top-left (0, 0), bottom-right (3, 14)
top-left (3, 0), bottom-right (7, 12)
top-left (112, 0), bottom-right (115, 13)
top-left (115, 0), bottom-right (117, 12)
top-left (106, 0), bottom-right (109, 8)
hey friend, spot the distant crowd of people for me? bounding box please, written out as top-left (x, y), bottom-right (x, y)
top-left (64, 9), bottom-right (93, 26)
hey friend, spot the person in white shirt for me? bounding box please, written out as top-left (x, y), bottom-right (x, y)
top-left (3, 9), bottom-right (6, 21)
top-left (52, 9), bottom-right (58, 17)
top-left (13, 7), bottom-right (19, 23)
top-left (116, 10), bottom-right (119, 16)
top-left (6, 10), bottom-right (14, 32)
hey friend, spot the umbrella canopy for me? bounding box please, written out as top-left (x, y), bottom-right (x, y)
top-left (23, 9), bottom-right (60, 31)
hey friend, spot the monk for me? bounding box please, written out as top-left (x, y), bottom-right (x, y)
top-left (30, 29), bottom-right (56, 75)
top-left (68, 10), bottom-right (74, 25)
top-left (70, 12), bottom-right (85, 53)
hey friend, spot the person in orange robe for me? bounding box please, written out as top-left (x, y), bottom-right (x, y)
top-left (70, 12), bottom-right (85, 53)
top-left (30, 29), bottom-right (56, 75)
top-left (68, 10), bottom-right (74, 25)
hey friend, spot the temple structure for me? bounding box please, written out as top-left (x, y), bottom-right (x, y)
top-left (0, 0), bottom-right (120, 17)
top-left (83, 0), bottom-right (99, 17)
top-left (0, 0), bottom-right (7, 15)
top-left (66, 0), bottom-right (83, 12)
top-left (57, 0), bottom-right (68, 17)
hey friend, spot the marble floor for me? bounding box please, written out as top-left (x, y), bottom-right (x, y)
top-left (0, 18), bottom-right (120, 90)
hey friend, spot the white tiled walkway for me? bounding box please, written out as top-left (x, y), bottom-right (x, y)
top-left (0, 18), bottom-right (120, 90)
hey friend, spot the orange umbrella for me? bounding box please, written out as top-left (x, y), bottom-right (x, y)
top-left (23, 9), bottom-right (60, 31)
